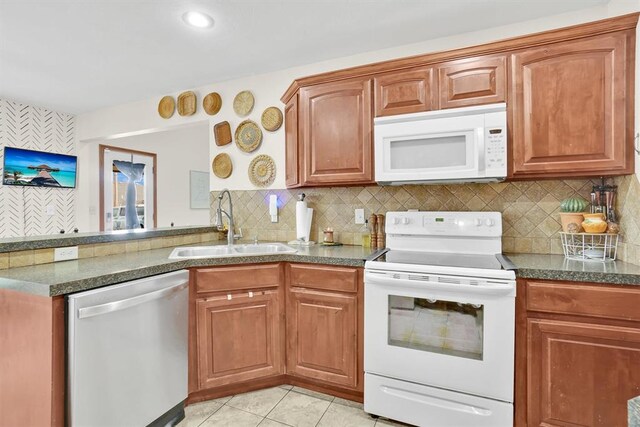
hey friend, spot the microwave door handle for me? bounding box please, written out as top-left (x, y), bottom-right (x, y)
top-left (476, 127), bottom-right (485, 173)
top-left (365, 272), bottom-right (514, 297)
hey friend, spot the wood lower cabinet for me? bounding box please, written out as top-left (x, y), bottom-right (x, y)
top-left (191, 264), bottom-right (285, 394)
top-left (196, 290), bottom-right (283, 389)
top-left (374, 67), bottom-right (436, 117)
top-left (297, 77), bottom-right (373, 186)
top-left (286, 264), bottom-right (363, 392)
top-left (528, 318), bottom-right (640, 427)
top-left (509, 31), bottom-right (634, 178)
top-left (516, 279), bottom-right (640, 427)
top-left (190, 262), bottom-right (364, 401)
top-left (437, 55), bottom-right (506, 109)
top-left (286, 287), bottom-right (358, 388)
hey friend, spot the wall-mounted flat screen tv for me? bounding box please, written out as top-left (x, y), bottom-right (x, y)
top-left (2, 147), bottom-right (77, 188)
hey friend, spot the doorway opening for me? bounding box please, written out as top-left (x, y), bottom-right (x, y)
top-left (99, 145), bottom-right (157, 231)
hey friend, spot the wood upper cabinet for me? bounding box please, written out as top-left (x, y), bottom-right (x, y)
top-left (437, 55), bottom-right (506, 109)
top-left (516, 279), bottom-right (640, 427)
top-left (285, 264), bottom-right (363, 391)
top-left (374, 67), bottom-right (436, 116)
top-left (298, 77), bottom-right (374, 186)
top-left (509, 31), bottom-right (634, 178)
top-left (196, 290), bottom-right (284, 389)
top-left (285, 95), bottom-right (300, 188)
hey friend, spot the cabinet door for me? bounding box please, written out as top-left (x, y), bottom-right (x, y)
top-left (299, 78), bottom-right (374, 186)
top-left (285, 95), bottom-right (300, 188)
top-left (438, 56), bottom-right (506, 109)
top-left (528, 318), bottom-right (640, 427)
top-left (374, 67), bottom-right (436, 116)
top-left (286, 287), bottom-right (358, 389)
top-left (510, 32), bottom-right (633, 178)
top-left (196, 290), bottom-right (283, 389)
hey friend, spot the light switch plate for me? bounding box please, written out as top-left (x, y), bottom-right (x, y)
top-left (355, 209), bottom-right (365, 224)
top-left (54, 246), bottom-right (78, 262)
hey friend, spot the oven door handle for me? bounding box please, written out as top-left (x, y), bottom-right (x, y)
top-left (365, 271), bottom-right (515, 297)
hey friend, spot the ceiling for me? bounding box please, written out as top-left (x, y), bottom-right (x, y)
top-left (0, 0), bottom-right (609, 114)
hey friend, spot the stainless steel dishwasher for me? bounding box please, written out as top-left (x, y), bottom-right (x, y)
top-left (68, 270), bottom-right (189, 427)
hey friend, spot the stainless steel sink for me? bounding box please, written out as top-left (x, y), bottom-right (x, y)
top-left (168, 243), bottom-right (297, 259)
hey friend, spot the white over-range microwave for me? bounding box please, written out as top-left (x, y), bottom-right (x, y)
top-left (374, 103), bottom-right (507, 185)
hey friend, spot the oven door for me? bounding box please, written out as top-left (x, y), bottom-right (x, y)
top-left (364, 269), bottom-right (515, 402)
top-left (374, 113), bottom-right (485, 183)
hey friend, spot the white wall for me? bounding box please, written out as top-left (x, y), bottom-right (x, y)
top-left (0, 98), bottom-right (76, 237)
top-left (76, 0), bottom-right (640, 193)
top-left (75, 123), bottom-right (210, 232)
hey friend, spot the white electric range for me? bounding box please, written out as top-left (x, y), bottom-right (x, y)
top-left (364, 211), bottom-right (516, 427)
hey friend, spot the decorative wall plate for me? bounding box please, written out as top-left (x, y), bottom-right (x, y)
top-left (214, 121), bottom-right (232, 146)
top-left (177, 91), bottom-right (197, 116)
top-left (212, 153), bottom-right (232, 179)
top-left (233, 90), bottom-right (254, 116)
top-left (248, 155), bottom-right (276, 187)
top-left (203, 92), bottom-right (222, 115)
top-left (235, 120), bottom-right (262, 152)
top-left (261, 106), bottom-right (283, 131)
top-left (158, 96), bottom-right (175, 119)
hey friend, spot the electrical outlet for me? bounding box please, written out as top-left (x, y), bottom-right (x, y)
top-left (54, 246), bottom-right (78, 262)
top-left (46, 205), bottom-right (56, 216)
top-left (355, 208), bottom-right (365, 224)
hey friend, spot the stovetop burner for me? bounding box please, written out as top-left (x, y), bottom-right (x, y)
top-left (374, 250), bottom-right (505, 271)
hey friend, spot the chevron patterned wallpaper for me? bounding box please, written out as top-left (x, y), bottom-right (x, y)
top-left (0, 98), bottom-right (76, 238)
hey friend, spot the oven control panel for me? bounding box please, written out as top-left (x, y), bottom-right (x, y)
top-left (386, 211), bottom-right (503, 237)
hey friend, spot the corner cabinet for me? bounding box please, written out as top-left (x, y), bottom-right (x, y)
top-left (285, 77), bottom-right (374, 187)
top-left (515, 279), bottom-right (640, 427)
top-left (188, 262), bottom-right (365, 402)
top-left (509, 31), bottom-right (635, 178)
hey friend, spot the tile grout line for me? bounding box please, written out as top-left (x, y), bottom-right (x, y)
top-left (264, 388), bottom-right (294, 424)
top-left (313, 398), bottom-right (335, 427)
top-left (195, 398), bottom-right (228, 427)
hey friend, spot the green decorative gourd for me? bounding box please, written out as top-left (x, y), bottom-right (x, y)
top-left (560, 197), bottom-right (588, 213)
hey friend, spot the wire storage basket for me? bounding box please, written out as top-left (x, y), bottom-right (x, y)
top-left (560, 232), bottom-right (619, 262)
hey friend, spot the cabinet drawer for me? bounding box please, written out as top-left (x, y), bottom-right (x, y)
top-left (289, 264), bottom-right (359, 293)
top-left (195, 264), bottom-right (281, 294)
top-left (526, 280), bottom-right (640, 322)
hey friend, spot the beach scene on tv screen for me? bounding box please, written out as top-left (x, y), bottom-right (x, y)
top-left (2, 147), bottom-right (77, 188)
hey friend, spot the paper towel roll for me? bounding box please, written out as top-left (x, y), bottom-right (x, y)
top-left (304, 208), bottom-right (313, 242)
top-left (296, 200), bottom-right (308, 240)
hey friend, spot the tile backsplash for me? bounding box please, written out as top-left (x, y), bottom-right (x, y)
top-left (615, 174), bottom-right (640, 266)
top-left (209, 178), bottom-right (629, 263)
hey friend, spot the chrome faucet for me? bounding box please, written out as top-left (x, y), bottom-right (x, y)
top-left (215, 189), bottom-right (235, 245)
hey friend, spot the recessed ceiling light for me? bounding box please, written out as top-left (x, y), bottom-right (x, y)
top-left (182, 11), bottom-right (214, 29)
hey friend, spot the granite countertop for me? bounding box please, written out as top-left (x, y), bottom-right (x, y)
top-left (1, 243), bottom-right (639, 297)
top-left (0, 225), bottom-right (213, 253)
top-left (507, 253), bottom-right (640, 286)
top-left (0, 242), bottom-right (383, 297)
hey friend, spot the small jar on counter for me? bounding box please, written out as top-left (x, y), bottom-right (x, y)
top-left (323, 228), bottom-right (334, 244)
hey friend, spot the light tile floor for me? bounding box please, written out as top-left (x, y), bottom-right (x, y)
top-left (178, 385), bottom-right (408, 427)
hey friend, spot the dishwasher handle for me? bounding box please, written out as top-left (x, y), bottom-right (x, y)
top-left (77, 281), bottom-right (188, 319)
